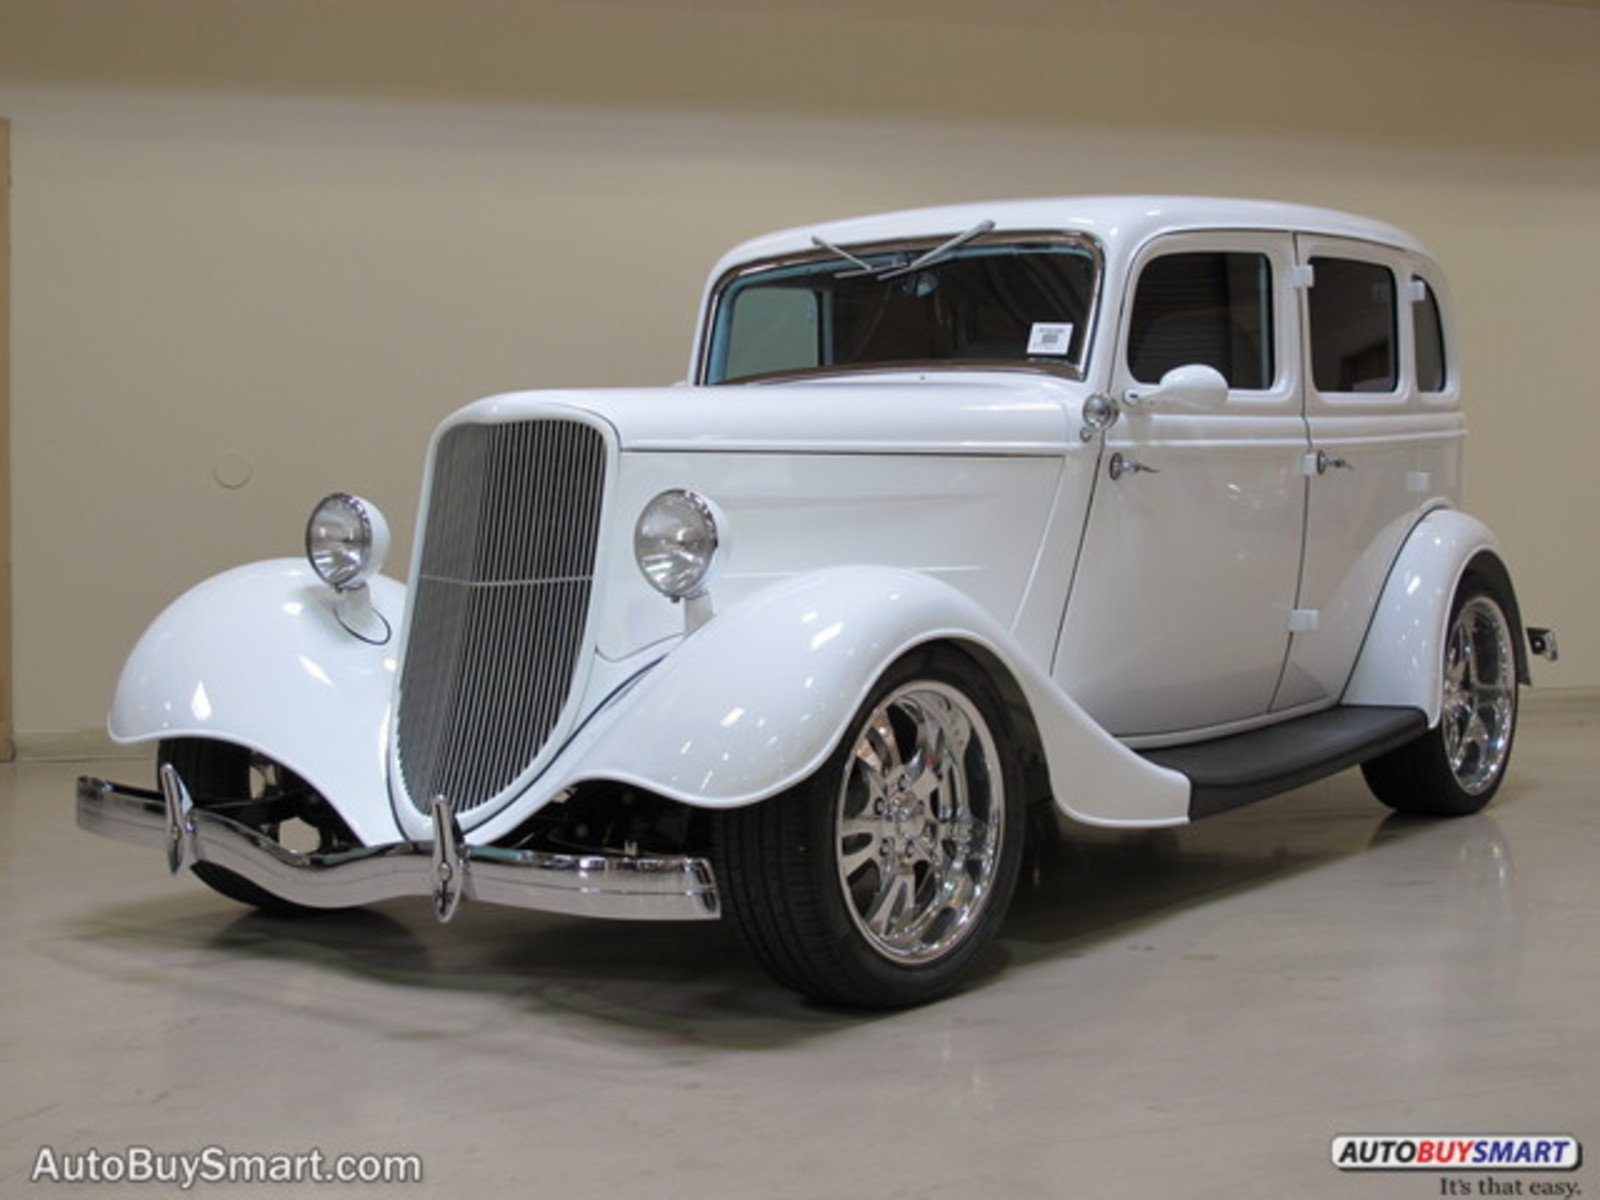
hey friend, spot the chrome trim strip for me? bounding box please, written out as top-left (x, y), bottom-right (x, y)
top-left (77, 776), bottom-right (721, 923)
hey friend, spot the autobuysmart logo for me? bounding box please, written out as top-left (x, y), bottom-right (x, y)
top-left (1332, 1135), bottom-right (1581, 1171)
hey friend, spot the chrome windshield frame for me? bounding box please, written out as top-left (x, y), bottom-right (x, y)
top-left (695, 229), bottom-right (1105, 387)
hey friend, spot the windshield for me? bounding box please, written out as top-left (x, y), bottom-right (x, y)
top-left (701, 235), bottom-right (1099, 384)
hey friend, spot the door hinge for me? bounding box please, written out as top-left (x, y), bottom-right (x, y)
top-left (1288, 609), bottom-right (1320, 633)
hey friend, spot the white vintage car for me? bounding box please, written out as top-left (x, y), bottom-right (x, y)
top-left (80, 196), bottom-right (1556, 1008)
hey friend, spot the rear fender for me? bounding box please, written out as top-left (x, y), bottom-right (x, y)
top-left (107, 559), bottom-right (405, 846)
top-left (1343, 510), bottom-right (1527, 723)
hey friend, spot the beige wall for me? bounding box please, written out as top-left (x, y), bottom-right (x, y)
top-left (1, 0), bottom-right (1596, 750)
top-left (1, 118), bottom-right (10, 759)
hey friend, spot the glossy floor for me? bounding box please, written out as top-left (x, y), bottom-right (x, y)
top-left (3, 693), bottom-right (1596, 1199)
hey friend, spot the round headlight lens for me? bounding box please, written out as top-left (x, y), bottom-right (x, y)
top-left (634, 489), bottom-right (720, 599)
top-left (306, 493), bottom-right (390, 591)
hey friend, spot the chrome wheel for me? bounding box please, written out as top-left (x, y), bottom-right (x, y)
top-left (835, 681), bottom-right (1005, 964)
top-left (1362, 576), bottom-right (1521, 818)
top-left (1440, 595), bottom-right (1516, 796)
top-left (717, 649), bottom-right (1025, 1007)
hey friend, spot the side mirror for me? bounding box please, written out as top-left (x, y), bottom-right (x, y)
top-left (1123, 363), bottom-right (1229, 411)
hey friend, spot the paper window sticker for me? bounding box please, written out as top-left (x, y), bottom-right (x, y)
top-left (1027, 322), bottom-right (1074, 356)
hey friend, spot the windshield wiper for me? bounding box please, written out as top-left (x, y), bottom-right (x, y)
top-left (811, 219), bottom-right (996, 280)
top-left (810, 234), bottom-right (878, 276)
top-left (877, 220), bottom-right (995, 280)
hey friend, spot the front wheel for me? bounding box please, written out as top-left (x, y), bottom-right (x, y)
top-left (1361, 577), bottom-right (1520, 816)
top-left (716, 649), bottom-right (1025, 1008)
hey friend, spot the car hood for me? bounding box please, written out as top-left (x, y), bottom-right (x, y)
top-left (444, 372), bottom-right (1083, 456)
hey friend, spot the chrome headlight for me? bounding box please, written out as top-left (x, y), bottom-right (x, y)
top-left (305, 493), bottom-right (390, 591)
top-left (634, 489), bottom-right (720, 599)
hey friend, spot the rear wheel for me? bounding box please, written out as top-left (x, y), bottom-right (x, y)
top-left (1361, 578), bottom-right (1519, 816)
top-left (717, 649), bottom-right (1025, 1008)
top-left (157, 738), bottom-right (355, 915)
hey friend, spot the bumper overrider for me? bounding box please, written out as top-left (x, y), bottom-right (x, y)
top-left (76, 768), bottom-right (721, 923)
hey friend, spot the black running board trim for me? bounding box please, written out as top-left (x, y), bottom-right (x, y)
top-left (1138, 706), bottom-right (1429, 821)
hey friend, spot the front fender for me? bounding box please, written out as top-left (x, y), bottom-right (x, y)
top-left (108, 559), bottom-right (404, 846)
top-left (1343, 509), bottom-right (1525, 723)
top-left (546, 566), bottom-right (1189, 830)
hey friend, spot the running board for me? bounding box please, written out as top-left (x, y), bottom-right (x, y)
top-left (1138, 706), bottom-right (1428, 821)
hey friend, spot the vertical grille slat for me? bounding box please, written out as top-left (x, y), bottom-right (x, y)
top-left (395, 419), bottom-right (607, 815)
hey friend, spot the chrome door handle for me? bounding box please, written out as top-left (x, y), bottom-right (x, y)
top-left (1315, 449), bottom-right (1353, 474)
top-left (1108, 452), bottom-right (1159, 481)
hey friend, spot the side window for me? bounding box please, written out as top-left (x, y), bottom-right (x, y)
top-left (1308, 258), bottom-right (1397, 392)
top-left (720, 287), bottom-right (820, 380)
top-left (1413, 277), bottom-right (1447, 393)
top-left (1127, 252), bottom-right (1273, 389)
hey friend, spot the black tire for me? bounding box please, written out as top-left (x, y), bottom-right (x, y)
top-left (716, 648), bottom-right (1025, 1009)
top-left (157, 738), bottom-right (347, 916)
top-left (1361, 577), bottom-right (1519, 817)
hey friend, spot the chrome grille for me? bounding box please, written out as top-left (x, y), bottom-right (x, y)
top-left (396, 419), bottom-right (607, 814)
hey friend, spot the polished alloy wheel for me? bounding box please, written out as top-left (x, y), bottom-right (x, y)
top-left (717, 650), bottom-right (1024, 1008)
top-left (834, 681), bottom-right (1005, 964)
top-left (1440, 595), bottom-right (1516, 795)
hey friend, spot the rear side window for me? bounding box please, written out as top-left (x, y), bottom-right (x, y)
top-left (1308, 258), bottom-right (1397, 392)
top-left (1413, 278), bottom-right (1447, 393)
top-left (1127, 252), bottom-right (1274, 389)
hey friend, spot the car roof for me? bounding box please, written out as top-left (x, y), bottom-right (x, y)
top-left (710, 195), bottom-right (1429, 275)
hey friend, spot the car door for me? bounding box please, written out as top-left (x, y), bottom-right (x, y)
top-left (1272, 236), bottom-right (1445, 710)
top-left (1055, 232), bottom-right (1307, 737)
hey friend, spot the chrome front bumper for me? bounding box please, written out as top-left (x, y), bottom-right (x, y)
top-left (76, 771), bottom-right (720, 923)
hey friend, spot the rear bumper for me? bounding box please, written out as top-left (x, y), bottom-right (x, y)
top-left (76, 772), bottom-right (721, 923)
